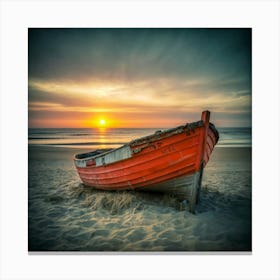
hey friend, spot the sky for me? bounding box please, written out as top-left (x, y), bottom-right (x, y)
top-left (28, 28), bottom-right (251, 128)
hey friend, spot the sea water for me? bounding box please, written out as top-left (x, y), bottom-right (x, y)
top-left (28, 127), bottom-right (252, 149)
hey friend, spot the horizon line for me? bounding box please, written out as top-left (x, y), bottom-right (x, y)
top-left (28, 126), bottom-right (252, 129)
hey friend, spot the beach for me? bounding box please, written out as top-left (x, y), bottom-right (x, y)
top-left (28, 145), bottom-right (251, 252)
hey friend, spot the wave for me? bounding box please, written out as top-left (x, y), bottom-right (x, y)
top-left (28, 140), bottom-right (251, 148)
top-left (29, 142), bottom-right (127, 146)
top-left (28, 127), bottom-right (252, 148)
top-left (29, 137), bottom-right (68, 140)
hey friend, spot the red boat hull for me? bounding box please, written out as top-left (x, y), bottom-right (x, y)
top-left (74, 111), bottom-right (219, 212)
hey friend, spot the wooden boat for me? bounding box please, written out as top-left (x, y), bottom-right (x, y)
top-left (74, 111), bottom-right (219, 212)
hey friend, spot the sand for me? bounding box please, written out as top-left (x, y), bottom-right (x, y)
top-left (28, 146), bottom-right (251, 252)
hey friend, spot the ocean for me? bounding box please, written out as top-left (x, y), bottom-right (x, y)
top-left (28, 127), bottom-right (252, 252)
top-left (28, 127), bottom-right (252, 149)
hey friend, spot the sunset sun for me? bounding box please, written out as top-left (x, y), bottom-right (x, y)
top-left (99, 119), bottom-right (106, 126)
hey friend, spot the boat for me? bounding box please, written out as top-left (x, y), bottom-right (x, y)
top-left (74, 111), bottom-right (219, 212)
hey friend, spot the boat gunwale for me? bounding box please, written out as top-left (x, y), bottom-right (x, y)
top-left (73, 120), bottom-right (208, 162)
top-left (77, 133), bottom-right (201, 174)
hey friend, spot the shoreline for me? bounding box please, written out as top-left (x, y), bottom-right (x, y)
top-left (28, 144), bottom-right (251, 162)
top-left (28, 144), bottom-right (251, 153)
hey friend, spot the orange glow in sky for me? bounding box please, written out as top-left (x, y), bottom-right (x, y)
top-left (28, 78), bottom-right (251, 128)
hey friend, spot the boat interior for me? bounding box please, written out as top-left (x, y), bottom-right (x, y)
top-left (75, 149), bottom-right (112, 160)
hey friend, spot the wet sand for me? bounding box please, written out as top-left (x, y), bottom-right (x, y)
top-left (28, 146), bottom-right (251, 251)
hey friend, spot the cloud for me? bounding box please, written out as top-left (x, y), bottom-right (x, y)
top-left (29, 76), bottom-right (251, 113)
top-left (28, 28), bottom-right (251, 127)
top-left (29, 28), bottom-right (251, 82)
